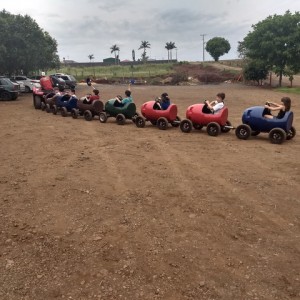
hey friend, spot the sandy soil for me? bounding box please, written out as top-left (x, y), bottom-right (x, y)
top-left (0, 83), bottom-right (299, 300)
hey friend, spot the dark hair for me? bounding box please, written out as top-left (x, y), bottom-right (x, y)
top-left (93, 89), bottom-right (99, 95)
top-left (281, 97), bottom-right (291, 111)
top-left (217, 92), bottom-right (225, 101)
top-left (125, 90), bottom-right (131, 97)
top-left (58, 87), bottom-right (65, 92)
top-left (161, 92), bottom-right (168, 98)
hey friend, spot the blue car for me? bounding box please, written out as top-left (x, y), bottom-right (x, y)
top-left (52, 94), bottom-right (78, 117)
top-left (235, 106), bottom-right (296, 144)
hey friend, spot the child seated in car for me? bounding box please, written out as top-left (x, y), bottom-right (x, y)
top-left (82, 89), bottom-right (100, 104)
top-left (114, 89), bottom-right (133, 107)
top-left (263, 97), bottom-right (291, 119)
top-left (202, 92), bottom-right (225, 114)
top-left (153, 92), bottom-right (171, 110)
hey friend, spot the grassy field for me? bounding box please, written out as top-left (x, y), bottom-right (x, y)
top-left (276, 87), bottom-right (300, 94)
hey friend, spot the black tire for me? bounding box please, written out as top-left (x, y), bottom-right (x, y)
top-left (45, 104), bottom-right (51, 113)
top-left (207, 122), bottom-right (221, 136)
top-left (84, 110), bottom-right (93, 121)
top-left (1, 91), bottom-right (12, 101)
top-left (157, 117), bottom-right (168, 130)
top-left (180, 119), bottom-right (193, 133)
top-left (171, 116), bottom-right (181, 127)
top-left (251, 130), bottom-right (260, 136)
top-left (235, 124), bottom-right (251, 140)
top-left (269, 128), bottom-right (286, 144)
top-left (150, 120), bottom-right (157, 126)
top-left (71, 108), bottom-right (78, 119)
top-left (25, 86), bottom-right (31, 93)
top-left (33, 95), bottom-right (41, 109)
top-left (116, 114), bottom-right (126, 125)
top-left (41, 102), bottom-right (46, 111)
top-left (99, 112), bottom-right (107, 123)
top-left (52, 105), bottom-right (58, 115)
top-left (61, 107), bottom-right (68, 117)
top-left (193, 123), bottom-right (203, 130)
top-left (221, 120), bottom-right (232, 133)
top-left (286, 126), bottom-right (296, 140)
top-left (135, 116), bottom-right (146, 128)
top-left (132, 113), bottom-right (139, 124)
top-left (11, 94), bottom-right (18, 100)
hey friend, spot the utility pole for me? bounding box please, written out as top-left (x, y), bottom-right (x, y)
top-left (200, 34), bottom-right (206, 62)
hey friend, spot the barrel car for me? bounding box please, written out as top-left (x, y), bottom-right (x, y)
top-left (179, 104), bottom-right (232, 136)
top-left (52, 94), bottom-right (78, 117)
top-left (134, 101), bottom-right (180, 130)
top-left (235, 106), bottom-right (296, 144)
top-left (99, 99), bottom-right (138, 125)
top-left (71, 98), bottom-right (104, 121)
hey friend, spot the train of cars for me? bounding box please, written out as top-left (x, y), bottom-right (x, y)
top-left (32, 80), bottom-right (296, 145)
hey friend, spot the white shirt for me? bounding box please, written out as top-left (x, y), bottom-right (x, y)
top-left (212, 102), bottom-right (224, 113)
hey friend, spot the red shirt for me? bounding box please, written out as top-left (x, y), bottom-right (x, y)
top-left (89, 95), bottom-right (100, 102)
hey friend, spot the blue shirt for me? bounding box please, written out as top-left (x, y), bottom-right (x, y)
top-left (121, 96), bottom-right (133, 105)
top-left (161, 100), bottom-right (170, 110)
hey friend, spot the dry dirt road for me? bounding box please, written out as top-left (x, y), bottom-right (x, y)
top-left (0, 83), bottom-right (299, 300)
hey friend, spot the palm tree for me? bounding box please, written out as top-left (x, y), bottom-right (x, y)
top-left (88, 54), bottom-right (94, 63)
top-left (110, 44), bottom-right (120, 65)
top-left (169, 42), bottom-right (176, 61)
top-left (138, 41), bottom-right (151, 62)
top-left (165, 42), bottom-right (172, 62)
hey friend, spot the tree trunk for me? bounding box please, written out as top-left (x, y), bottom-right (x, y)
top-left (279, 70), bottom-right (283, 87)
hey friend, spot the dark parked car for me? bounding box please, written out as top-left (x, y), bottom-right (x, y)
top-left (55, 74), bottom-right (77, 89)
top-left (49, 75), bottom-right (66, 89)
top-left (0, 76), bottom-right (20, 100)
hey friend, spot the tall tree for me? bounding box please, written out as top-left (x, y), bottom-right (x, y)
top-left (205, 37), bottom-right (231, 62)
top-left (0, 10), bottom-right (59, 75)
top-left (138, 41), bottom-right (151, 62)
top-left (165, 42), bottom-right (176, 62)
top-left (88, 54), bottom-right (94, 63)
top-left (239, 11), bottom-right (300, 86)
top-left (110, 44), bottom-right (120, 65)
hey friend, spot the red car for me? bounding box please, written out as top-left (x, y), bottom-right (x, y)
top-left (180, 104), bottom-right (232, 136)
top-left (135, 100), bottom-right (180, 130)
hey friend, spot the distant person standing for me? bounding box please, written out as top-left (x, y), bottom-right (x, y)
top-left (86, 76), bottom-right (92, 86)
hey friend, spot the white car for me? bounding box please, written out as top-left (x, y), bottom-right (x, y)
top-left (10, 76), bottom-right (40, 93)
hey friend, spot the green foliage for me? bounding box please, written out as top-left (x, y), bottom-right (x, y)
top-left (239, 11), bottom-right (300, 86)
top-left (165, 41), bottom-right (176, 61)
top-left (205, 37), bottom-right (231, 61)
top-left (138, 41), bottom-right (151, 62)
top-left (0, 9), bottom-right (59, 75)
top-left (243, 60), bottom-right (269, 85)
top-left (275, 87), bottom-right (300, 94)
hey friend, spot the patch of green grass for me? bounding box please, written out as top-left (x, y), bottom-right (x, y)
top-left (276, 87), bottom-right (300, 95)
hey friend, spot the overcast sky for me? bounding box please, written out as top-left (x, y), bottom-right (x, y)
top-left (2, 0), bottom-right (299, 62)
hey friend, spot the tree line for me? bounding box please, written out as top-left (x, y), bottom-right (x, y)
top-left (0, 10), bottom-right (60, 75)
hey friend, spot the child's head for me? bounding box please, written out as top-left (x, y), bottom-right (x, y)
top-left (93, 89), bottom-right (99, 95)
top-left (125, 90), bottom-right (131, 97)
top-left (161, 92), bottom-right (169, 101)
top-left (281, 97), bottom-right (291, 111)
top-left (216, 92), bottom-right (225, 102)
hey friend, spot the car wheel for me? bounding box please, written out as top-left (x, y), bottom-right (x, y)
top-left (180, 119), bottom-right (193, 133)
top-left (41, 102), bottom-right (46, 111)
top-left (235, 124), bottom-right (251, 140)
top-left (286, 126), bottom-right (296, 140)
top-left (157, 117), bottom-right (168, 130)
top-left (269, 128), bottom-right (286, 144)
top-left (116, 114), bottom-right (126, 125)
top-left (84, 110), bottom-right (93, 121)
top-left (99, 112), bottom-right (107, 123)
top-left (1, 91), bottom-right (12, 101)
top-left (33, 95), bottom-right (41, 109)
top-left (52, 105), bottom-right (58, 115)
top-left (25, 86), bottom-right (31, 93)
top-left (221, 120), bottom-right (232, 133)
top-left (251, 130), bottom-right (260, 136)
top-left (61, 107), bottom-right (68, 117)
top-left (135, 116), bottom-right (146, 128)
top-left (207, 122), bottom-right (221, 136)
top-left (132, 113), bottom-right (140, 124)
top-left (171, 116), bottom-right (181, 127)
top-left (193, 123), bottom-right (203, 130)
top-left (71, 108), bottom-right (78, 119)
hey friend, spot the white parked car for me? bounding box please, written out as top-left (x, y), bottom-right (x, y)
top-left (10, 75), bottom-right (40, 93)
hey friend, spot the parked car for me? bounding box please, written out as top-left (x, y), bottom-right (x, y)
top-left (29, 75), bottom-right (43, 81)
top-left (0, 76), bottom-right (20, 100)
top-left (54, 74), bottom-right (77, 89)
top-left (10, 79), bottom-right (26, 93)
top-left (10, 75), bottom-right (39, 93)
top-left (49, 75), bottom-right (66, 89)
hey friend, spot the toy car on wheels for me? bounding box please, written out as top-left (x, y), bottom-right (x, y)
top-left (32, 86), bottom-right (51, 110)
top-left (99, 99), bottom-right (138, 125)
top-left (135, 101), bottom-right (180, 130)
top-left (71, 98), bottom-right (104, 121)
top-left (179, 104), bottom-right (232, 136)
top-left (235, 106), bottom-right (296, 144)
top-left (52, 95), bottom-right (78, 117)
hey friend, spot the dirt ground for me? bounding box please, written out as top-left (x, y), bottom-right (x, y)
top-left (0, 83), bottom-right (299, 300)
